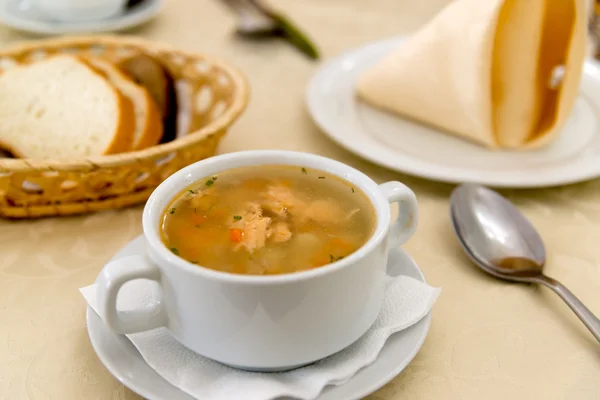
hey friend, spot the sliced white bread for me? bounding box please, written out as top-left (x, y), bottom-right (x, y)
top-left (118, 54), bottom-right (178, 143)
top-left (85, 57), bottom-right (163, 150)
top-left (0, 55), bottom-right (135, 159)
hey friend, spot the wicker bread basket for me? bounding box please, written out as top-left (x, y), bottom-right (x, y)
top-left (0, 36), bottom-right (249, 219)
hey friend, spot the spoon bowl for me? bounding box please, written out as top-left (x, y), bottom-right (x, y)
top-left (450, 183), bottom-right (600, 343)
top-left (450, 184), bottom-right (545, 281)
top-left (220, 0), bottom-right (319, 59)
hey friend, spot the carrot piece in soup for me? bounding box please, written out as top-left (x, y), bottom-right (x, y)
top-left (229, 228), bottom-right (243, 243)
top-left (190, 213), bottom-right (206, 225)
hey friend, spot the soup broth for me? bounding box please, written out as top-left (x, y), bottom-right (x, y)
top-left (161, 165), bottom-right (376, 275)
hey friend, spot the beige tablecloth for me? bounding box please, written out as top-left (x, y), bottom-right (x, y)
top-left (1, 1), bottom-right (599, 399)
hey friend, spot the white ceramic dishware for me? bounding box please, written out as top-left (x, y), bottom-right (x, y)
top-left (87, 236), bottom-right (432, 400)
top-left (307, 36), bottom-right (600, 188)
top-left (30, 0), bottom-right (127, 22)
top-left (95, 150), bottom-right (419, 371)
top-left (0, 0), bottom-right (163, 34)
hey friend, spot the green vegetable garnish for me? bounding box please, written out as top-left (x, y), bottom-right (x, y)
top-left (233, 215), bottom-right (242, 221)
top-left (205, 176), bottom-right (218, 186)
top-left (169, 208), bottom-right (176, 214)
top-left (170, 247), bottom-right (180, 255)
top-left (301, 168), bottom-right (307, 174)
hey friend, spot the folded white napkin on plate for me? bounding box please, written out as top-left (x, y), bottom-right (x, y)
top-left (80, 275), bottom-right (440, 400)
top-left (356, 0), bottom-right (587, 150)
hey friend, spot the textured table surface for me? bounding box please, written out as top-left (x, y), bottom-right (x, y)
top-left (0, 1), bottom-right (599, 399)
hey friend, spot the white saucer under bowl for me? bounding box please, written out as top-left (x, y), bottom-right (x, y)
top-left (86, 235), bottom-right (432, 400)
top-left (0, 0), bottom-right (163, 35)
top-left (307, 36), bottom-right (600, 188)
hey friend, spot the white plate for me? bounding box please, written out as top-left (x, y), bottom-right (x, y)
top-left (307, 36), bottom-right (600, 188)
top-left (86, 235), bottom-right (432, 400)
top-left (0, 0), bottom-right (163, 35)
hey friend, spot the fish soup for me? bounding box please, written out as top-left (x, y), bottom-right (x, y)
top-left (161, 165), bottom-right (376, 275)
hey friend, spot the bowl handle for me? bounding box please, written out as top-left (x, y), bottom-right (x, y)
top-left (378, 182), bottom-right (418, 248)
top-left (96, 255), bottom-right (167, 334)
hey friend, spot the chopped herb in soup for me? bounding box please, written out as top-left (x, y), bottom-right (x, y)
top-left (161, 165), bottom-right (376, 275)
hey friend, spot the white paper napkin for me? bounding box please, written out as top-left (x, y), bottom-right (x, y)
top-left (81, 275), bottom-right (440, 400)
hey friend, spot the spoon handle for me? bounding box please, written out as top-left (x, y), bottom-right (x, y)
top-left (536, 275), bottom-right (600, 343)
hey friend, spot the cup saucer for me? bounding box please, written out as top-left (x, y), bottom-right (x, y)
top-left (86, 235), bottom-right (432, 400)
top-left (0, 0), bottom-right (164, 35)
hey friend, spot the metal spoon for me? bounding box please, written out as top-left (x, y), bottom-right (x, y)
top-left (450, 183), bottom-right (600, 343)
top-left (221, 0), bottom-right (277, 35)
top-left (219, 0), bottom-right (319, 59)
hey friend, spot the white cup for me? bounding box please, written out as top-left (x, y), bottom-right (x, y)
top-left (96, 150), bottom-right (419, 371)
top-left (31, 0), bottom-right (127, 22)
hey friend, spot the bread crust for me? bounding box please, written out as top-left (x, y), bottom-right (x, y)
top-left (132, 89), bottom-right (163, 149)
top-left (83, 56), bottom-right (163, 151)
top-left (0, 55), bottom-right (135, 158)
top-left (104, 82), bottom-right (136, 154)
top-left (118, 54), bottom-right (177, 144)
